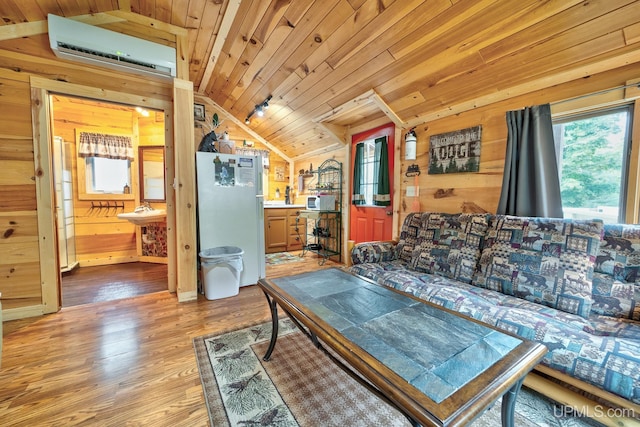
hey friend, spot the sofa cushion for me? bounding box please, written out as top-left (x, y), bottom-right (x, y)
top-left (395, 212), bottom-right (429, 263)
top-left (595, 223), bottom-right (640, 280)
top-left (411, 213), bottom-right (489, 284)
top-left (473, 216), bottom-right (603, 319)
top-left (351, 241), bottom-right (396, 265)
top-left (590, 223), bottom-right (640, 320)
top-left (591, 272), bottom-right (640, 320)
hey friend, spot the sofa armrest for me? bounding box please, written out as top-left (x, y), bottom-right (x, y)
top-left (351, 240), bottom-right (398, 265)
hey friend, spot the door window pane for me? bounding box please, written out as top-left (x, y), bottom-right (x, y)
top-left (358, 139), bottom-right (377, 205)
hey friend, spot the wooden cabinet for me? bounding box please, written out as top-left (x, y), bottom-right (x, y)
top-left (264, 207), bottom-right (306, 253)
top-left (287, 208), bottom-right (305, 251)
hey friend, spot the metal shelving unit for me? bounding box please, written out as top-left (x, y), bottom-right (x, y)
top-left (300, 159), bottom-right (342, 264)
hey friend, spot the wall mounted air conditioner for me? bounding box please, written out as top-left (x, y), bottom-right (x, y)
top-left (47, 14), bottom-right (176, 79)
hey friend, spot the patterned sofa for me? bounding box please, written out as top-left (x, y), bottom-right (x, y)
top-left (348, 212), bottom-right (640, 422)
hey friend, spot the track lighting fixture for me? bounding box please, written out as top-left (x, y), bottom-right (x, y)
top-left (244, 95), bottom-right (272, 124)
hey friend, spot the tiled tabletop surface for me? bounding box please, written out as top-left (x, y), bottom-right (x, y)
top-left (271, 268), bottom-right (522, 403)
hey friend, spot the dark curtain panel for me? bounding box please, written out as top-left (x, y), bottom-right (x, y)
top-left (497, 104), bottom-right (563, 217)
top-left (373, 136), bottom-right (390, 206)
top-left (352, 142), bottom-right (365, 205)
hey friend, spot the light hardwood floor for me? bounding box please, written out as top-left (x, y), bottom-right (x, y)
top-left (1, 252), bottom-right (341, 426)
top-left (61, 262), bottom-right (169, 307)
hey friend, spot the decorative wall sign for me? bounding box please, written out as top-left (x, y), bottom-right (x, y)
top-left (428, 125), bottom-right (481, 174)
top-left (194, 103), bottom-right (206, 121)
top-left (274, 166), bottom-right (285, 181)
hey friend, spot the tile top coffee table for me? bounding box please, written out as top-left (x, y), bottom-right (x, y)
top-left (258, 268), bottom-right (548, 426)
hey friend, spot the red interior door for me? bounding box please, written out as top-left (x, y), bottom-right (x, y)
top-left (349, 123), bottom-right (394, 243)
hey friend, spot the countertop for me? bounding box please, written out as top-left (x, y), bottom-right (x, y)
top-left (264, 203), bottom-right (305, 209)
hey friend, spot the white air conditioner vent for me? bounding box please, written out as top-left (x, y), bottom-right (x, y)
top-left (48, 14), bottom-right (176, 79)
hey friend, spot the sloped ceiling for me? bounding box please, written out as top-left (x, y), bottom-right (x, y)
top-left (1, 0), bottom-right (640, 160)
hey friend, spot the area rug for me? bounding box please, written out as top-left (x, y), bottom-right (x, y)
top-left (265, 252), bottom-right (303, 265)
top-left (193, 320), bottom-right (603, 426)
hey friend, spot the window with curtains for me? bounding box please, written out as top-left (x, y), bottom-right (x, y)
top-left (86, 157), bottom-right (130, 193)
top-left (552, 105), bottom-right (633, 223)
top-left (76, 131), bottom-right (134, 199)
top-left (352, 136), bottom-right (390, 206)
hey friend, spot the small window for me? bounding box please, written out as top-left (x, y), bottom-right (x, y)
top-left (75, 130), bottom-right (135, 200)
top-left (553, 105), bottom-right (633, 223)
top-left (86, 157), bottom-right (131, 194)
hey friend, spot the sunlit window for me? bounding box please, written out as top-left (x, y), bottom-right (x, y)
top-left (358, 139), bottom-right (377, 205)
top-left (553, 105), bottom-right (633, 223)
top-left (86, 157), bottom-right (130, 194)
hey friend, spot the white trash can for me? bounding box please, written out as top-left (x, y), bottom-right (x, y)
top-left (199, 246), bottom-right (244, 300)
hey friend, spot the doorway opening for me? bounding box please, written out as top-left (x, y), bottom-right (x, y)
top-left (49, 94), bottom-right (169, 307)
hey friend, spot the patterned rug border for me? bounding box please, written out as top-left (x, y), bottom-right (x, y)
top-left (193, 319), bottom-right (299, 426)
top-left (193, 321), bottom-right (605, 427)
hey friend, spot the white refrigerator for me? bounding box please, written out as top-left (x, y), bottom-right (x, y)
top-left (196, 152), bottom-right (266, 287)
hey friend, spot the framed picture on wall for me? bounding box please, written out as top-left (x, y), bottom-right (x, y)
top-left (194, 103), bottom-right (206, 121)
top-left (274, 166), bottom-right (285, 181)
top-left (428, 125), bottom-right (482, 174)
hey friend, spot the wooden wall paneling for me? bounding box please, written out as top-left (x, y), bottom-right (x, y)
top-left (389, 66), bottom-right (640, 230)
top-left (0, 74), bottom-right (37, 268)
top-left (173, 78), bottom-right (197, 302)
top-left (230, 0), bottom-right (339, 114)
top-left (0, 211), bottom-right (41, 311)
top-left (207, 0), bottom-right (271, 96)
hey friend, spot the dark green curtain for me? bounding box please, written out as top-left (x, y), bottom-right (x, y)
top-left (497, 104), bottom-right (563, 217)
top-left (352, 142), bottom-right (365, 205)
top-left (373, 136), bottom-right (390, 206)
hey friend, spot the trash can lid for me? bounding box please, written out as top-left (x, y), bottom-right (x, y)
top-left (199, 246), bottom-right (244, 259)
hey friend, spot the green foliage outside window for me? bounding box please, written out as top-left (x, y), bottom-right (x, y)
top-left (555, 111), bottom-right (627, 209)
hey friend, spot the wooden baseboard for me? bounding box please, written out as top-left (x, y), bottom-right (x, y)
top-left (526, 369), bottom-right (640, 427)
top-left (79, 256), bottom-right (138, 266)
top-left (2, 304), bottom-right (45, 321)
top-left (139, 256), bottom-right (168, 264)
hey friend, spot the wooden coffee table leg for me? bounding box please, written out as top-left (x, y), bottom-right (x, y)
top-left (261, 291), bottom-right (279, 361)
top-left (501, 377), bottom-right (524, 427)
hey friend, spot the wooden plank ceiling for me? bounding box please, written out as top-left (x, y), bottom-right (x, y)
top-left (1, 0), bottom-right (640, 160)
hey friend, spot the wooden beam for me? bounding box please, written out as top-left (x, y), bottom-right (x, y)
top-left (0, 21), bottom-right (47, 41)
top-left (173, 79), bottom-right (198, 302)
top-left (371, 91), bottom-right (405, 127)
top-left (312, 89), bottom-right (375, 123)
top-left (197, 0), bottom-right (243, 93)
top-left (0, 11), bottom-right (185, 43)
top-left (118, 0), bottom-right (132, 12)
top-left (316, 122), bottom-right (347, 145)
top-left (30, 86), bottom-right (59, 315)
top-left (292, 142), bottom-right (343, 161)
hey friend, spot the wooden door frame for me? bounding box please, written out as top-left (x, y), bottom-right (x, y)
top-left (30, 77), bottom-right (177, 313)
top-left (348, 122), bottom-right (397, 243)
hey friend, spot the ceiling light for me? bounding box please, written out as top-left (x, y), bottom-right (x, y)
top-left (135, 106), bottom-right (149, 117)
top-left (245, 95), bottom-right (272, 125)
